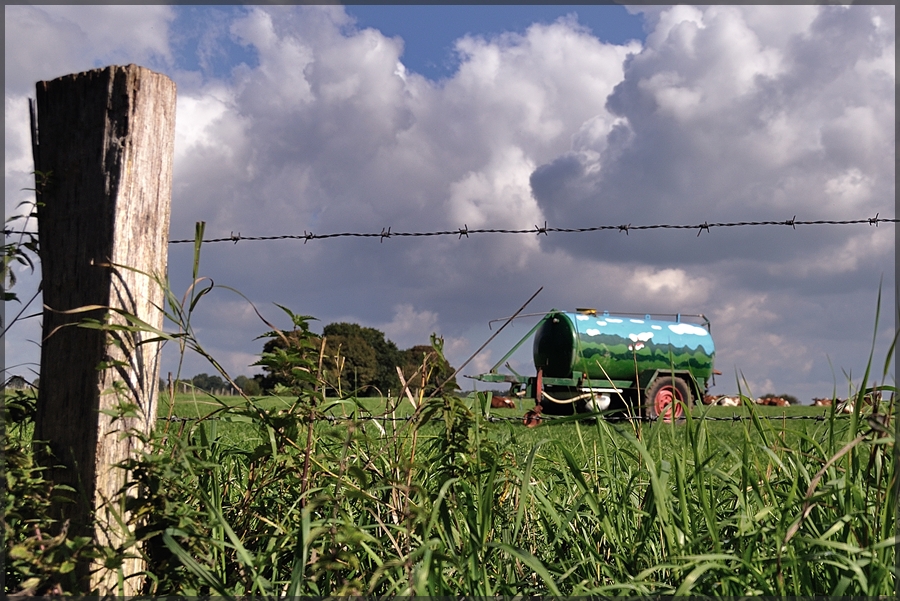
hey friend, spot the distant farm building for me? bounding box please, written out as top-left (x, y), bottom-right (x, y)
top-left (4, 375), bottom-right (35, 390)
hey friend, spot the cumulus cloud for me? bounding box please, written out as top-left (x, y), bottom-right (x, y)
top-left (532, 5), bottom-right (893, 232)
top-left (4, 5), bottom-right (893, 403)
top-left (378, 304), bottom-right (439, 350)
top-left (4, 5), bottom-right (175, 93)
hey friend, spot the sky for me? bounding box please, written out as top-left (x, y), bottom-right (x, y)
top-left (4, 4), bottom-right (896, 404)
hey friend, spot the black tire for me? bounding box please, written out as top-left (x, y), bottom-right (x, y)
top-left (644, 376), bottom-right (693, 422)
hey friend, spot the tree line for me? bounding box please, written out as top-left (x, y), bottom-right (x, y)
top-left (171, 322), bottom-right (455, 398)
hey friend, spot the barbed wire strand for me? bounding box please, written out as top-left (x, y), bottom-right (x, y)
top-left (170, 215), bottom-right (895, 244)
top-left (5, 215), bottom-right (893, 245)
top-left (154, 214), bottom-right (897, 244)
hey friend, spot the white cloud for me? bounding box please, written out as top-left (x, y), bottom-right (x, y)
top-left (4, 94), bottom-right (36, 220)
top-left (4, 5), bottom-right (175, 93)
top-left (379, 304), bottom-right (439, 350)
top-left (176, 87), bottom-right (240, 153)
top-left (766, 230), bottom-right (893, 279)
top-left (824, 168), bottom-right (873, 206)
top-left (4, 95), bottom-right (32, 176)
top-left (469, 349), bottom-right (495, 379)
top-left (230, 8), bottom-right (316, 108)
top-left (623, 268), bottom-right (711, 307)
top-left (531, 5), bottom-right (893, 288)
top-left (448, 145), bottom-right (540, 230)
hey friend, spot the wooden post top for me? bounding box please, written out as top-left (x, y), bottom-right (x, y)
top-left (39, 63), bottom-right (175, 83)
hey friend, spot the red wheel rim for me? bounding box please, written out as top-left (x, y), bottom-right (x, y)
top-left (654, 385), bottom-right (683, 421)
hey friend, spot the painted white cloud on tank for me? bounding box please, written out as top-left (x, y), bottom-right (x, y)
top-left (668, 324), bottom-right (710, 337)
top-left (629, 332), bottom-right (654, 342)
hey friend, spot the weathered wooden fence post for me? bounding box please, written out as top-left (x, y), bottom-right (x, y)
top-left (32, 64), bottom-right (176, 594)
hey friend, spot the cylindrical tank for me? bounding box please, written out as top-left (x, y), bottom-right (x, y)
top-left (533, 310), bottom-right (715, 383)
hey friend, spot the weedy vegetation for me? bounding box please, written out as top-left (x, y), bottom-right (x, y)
top-left (3, 221), bottom-right (897, 596)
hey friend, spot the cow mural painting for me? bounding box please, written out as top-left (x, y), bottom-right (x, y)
top-left (476, 308), bottom-right (716, 424)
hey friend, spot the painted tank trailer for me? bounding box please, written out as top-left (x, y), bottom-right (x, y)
top-left (476, 308), bottom-right (716, 421)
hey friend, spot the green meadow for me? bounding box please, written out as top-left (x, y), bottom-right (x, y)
top-left (7, 379), bottom-right (896, 597)
top-left (95, 385), bottom-right (891, 597)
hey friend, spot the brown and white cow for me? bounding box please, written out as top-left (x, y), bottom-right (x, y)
top-left (812, 397), bottom-right (855, 413)
top-left (490, 395), bottom-right (516, 409)
top-left (756, 395), bottom-right (789, 407)
top-left (713, 395), bottom-right (741, 406)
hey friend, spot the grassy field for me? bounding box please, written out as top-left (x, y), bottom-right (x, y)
top-left (157, 389), bottom-right (850, 457)
top-left (159, 389), bottom-right (842, 420)
top-left (6, 386), bottom-right (895, 596)
top-left (9, 386), bottom-right (884, 477)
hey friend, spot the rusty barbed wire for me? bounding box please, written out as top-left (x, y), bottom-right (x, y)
top-left (162, 214), bottom-right (895, 244)
top-left (5, 215), bottom-right (894, 244)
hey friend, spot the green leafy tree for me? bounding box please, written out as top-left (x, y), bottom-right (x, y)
top-left (322, 323), bottom-right (402, 396)
top-left (321, 334), bottom-right (378, 396)
top-left (234, 375), bottom-right (261, 397)
top-left (191, 373), bottom-right (226, 393)
top-left (400, 341), bottom-right (457, 396)
top-left (254, 313), bottom-right (321, 394)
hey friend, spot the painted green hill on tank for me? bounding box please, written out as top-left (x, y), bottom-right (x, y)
top-left (534, 311), bottom-right (715, 383)
top-left (576, 337), bottom-right (714, 382)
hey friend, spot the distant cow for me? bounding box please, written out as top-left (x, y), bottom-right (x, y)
top-left (812, 397), bottom-right (855, 413)
top-left (862, 390), bottom-right (882, 407)
top-left (710, 395), bottom-right (741, 406)
top-left (523, 405), bottom-right (542, 427)
top-left (757, 395), bottom-right (789, 407)
top-left (491, 395), bottom-right (516, 409)
top-left (702, 395), bottom-right (742, 406)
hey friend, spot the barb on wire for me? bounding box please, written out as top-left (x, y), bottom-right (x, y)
top-left (158, 214), bottom-right (896, 244)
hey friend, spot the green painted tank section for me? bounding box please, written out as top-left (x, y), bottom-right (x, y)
top-left (533, 311), bottom-right (715, 384)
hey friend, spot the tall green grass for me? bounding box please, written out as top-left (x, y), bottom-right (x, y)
top-left (118, 389), bottom-right (895, 596)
